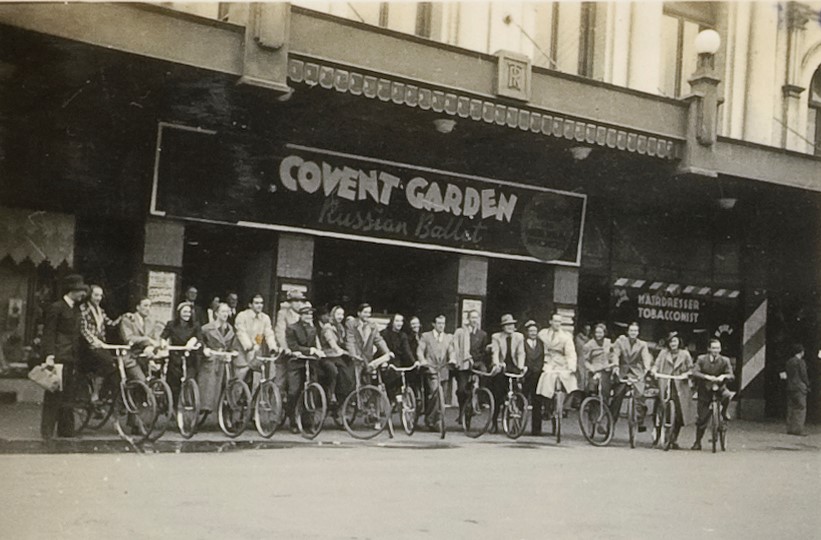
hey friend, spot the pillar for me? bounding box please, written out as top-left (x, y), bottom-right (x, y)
top-left (274, 233), bottom-right (314, 306)
top-left (627, 3), bottom-right (663, 93)
top-left (457, 255), bottom-right (488, 327)
top-left (553, 266), bottom-right (579, 330)
top-left (141, 219), bottom-right (184, 326)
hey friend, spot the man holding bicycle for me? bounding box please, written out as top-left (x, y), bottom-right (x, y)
top-left (286, 303), bottom-right (338, 433)
top-left (490, 314), bottom-right (525, 433)
top-left (610, 322), bottom-right (652, 433)
top-left (691, 338), bottom-right (734, 451)
top-left (450, 310), bottom-right (489, 424)
top-left (417, 315), bottom-right (453, 431)
top-left (235, 294), bottom-right (280, 386)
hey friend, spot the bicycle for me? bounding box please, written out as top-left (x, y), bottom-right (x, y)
top-left (461, 360), bottom-right (496, 439)
top-left (292, 352), bottom-right (329, 440)
top-left (75, 363), bottom-right (119, 433)
top-left (707, 374), bottom-right (730, 453)
top-left (252, 353), bottom-right (284, 438)
top-left (617, 376), bottom-right (642, 449)
top-left (501, 367), bottom-right (529, 439)
top-left (99, 344), bottom-right (157, 444)
top-left (341, 353), bottom-right (393, 440)
top-left (211, 350), bottom-right (251, 438)
top-left (145, 351), bottom-right (174, 442)
top-left (578, 363), bottom-right (617, 447)
top-left (389, 362), bottom-right (422, 436)
top-left (547, 369), bottom-right (574, 444)
top-left (166, 343), bottom-right (201, 439)
top-left (652, 372), bottom-right (689, 451)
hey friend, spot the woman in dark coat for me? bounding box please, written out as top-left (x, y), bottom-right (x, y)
top-left (161, 302), bottom-right (202, 404)
top-left (319, 305), bottom-right (354, 402)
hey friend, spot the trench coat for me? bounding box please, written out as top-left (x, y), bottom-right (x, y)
top-left (652, 349), bottom-right (696, 426)
top-left (612, 335), bottom-right (653, 397)
top-left (198, 321), bottom-right (241, 412)
top-left (536, 328), bottom-right (578, 398)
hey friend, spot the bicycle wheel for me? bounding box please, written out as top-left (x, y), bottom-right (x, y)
top-left (413, 384), bottom-right (425, 428)
top-left (147, 378), bottom-right (173, 442)
top-left (400, 387), bottom-right (417, 436)
top-left (254, 381), bottom-right (283, 439)
top-left (462, 387), bottom-right (494, 439)
top-left (218, 379), bottom-right (252, 438)
top-left (297, 382), bottom-right (328, 439)
top-left (553, 391), bottom-right (565, 444)
top-left (341, 385), bottom-right (390, 440)
top-left (114, 380), bottom-right (157, 444)
top-left (86, 375), bottom-right (116, 430)
top-left (662, 400), bottom-right (676, 452)
top-left (502, 392), bottom-right (529, 440)
top-left (627, 396), bottom-right (636, 449)
top-left (70, 377), bottom-right (93, 434)
top-left (710, 401), bottom-right (719, 453)
top-left (578, 396), bottom-right (614, 446)
top-left (176, 378), bottom-right (200, 439)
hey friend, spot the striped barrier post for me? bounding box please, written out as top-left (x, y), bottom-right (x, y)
top-left (739, 291), bottom-right (768, 419)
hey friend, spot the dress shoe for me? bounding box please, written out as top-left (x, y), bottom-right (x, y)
top-left (671, 443), bottom-right (681, 450)
top-left (489, 423), bottom-right (498, 434)
top-left (638, 425), bottom-right (647, 433)
top-left (290, 425), bottom-right (300, 435)
top-left (690, 442), bottom-right (702, 451)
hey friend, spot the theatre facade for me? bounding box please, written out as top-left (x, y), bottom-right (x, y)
top-left (0, 4), bottom-right (819, 420)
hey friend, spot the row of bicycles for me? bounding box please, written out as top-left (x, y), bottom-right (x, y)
top-left (68, 343), bottom-right (728, 452)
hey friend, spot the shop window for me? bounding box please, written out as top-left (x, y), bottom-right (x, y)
top-left (660, 2), bottom-right (716, 98)
top-left (809, 66), bottom-right (821, 156)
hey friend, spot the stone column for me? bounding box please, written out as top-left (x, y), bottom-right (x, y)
top-left (141, 219), bottom-right (184, 325)
top-left (457, 255), bottom-right (488, 326)
top-left (274, 233), bottom-right (314, 304)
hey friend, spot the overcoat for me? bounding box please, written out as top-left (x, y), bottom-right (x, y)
top-left (198, 321), bottom-right (241, 412)
top-left (652, 348), bottom-right (696, 425)
top-left (536, 327), bottom-right (578, 398)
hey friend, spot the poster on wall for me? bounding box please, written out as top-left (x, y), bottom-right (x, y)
top-left (460, 298), bottom-right (483, 327)
top-left (147, 270), bottom-right (177, 326)
top-left (152, 124), bottom-right (587, 266)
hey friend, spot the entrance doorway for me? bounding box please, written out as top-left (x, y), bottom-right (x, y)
top-left (182, 224), bottom-right (277, 312)
top-left (486, 259), bottom-right (555, 329)
top-left (313, 238), bottom-right (458, 329)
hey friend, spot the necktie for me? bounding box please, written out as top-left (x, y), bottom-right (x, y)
top-left (505, 335), bottom-right (513, 365)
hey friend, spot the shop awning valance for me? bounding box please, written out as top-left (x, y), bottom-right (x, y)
top-left (0, 207), bottom-right (74, 267)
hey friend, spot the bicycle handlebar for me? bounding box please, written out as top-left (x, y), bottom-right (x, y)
top-left (165, 344), bottom-right (201, 352)
top-left (654, 373), bottom-right (689, 380)
top-left (546, 369), bottom-right (574, 374)
top-left (618, 377), bottom-right (640, 384)
top-left (589, 363), bottom-right (618, 374)
top-left (99, 344), bottom-right (131, 351)
top-left (388, 362), bottom-right (420, 372)
top-left (504, 367), bottom-right (528, 379)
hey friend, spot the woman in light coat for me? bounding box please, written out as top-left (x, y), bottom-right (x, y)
top-left (651, 333), bottom-right (695, 448)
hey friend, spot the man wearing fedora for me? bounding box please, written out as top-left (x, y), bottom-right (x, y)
top-left (41, 274), bottom-right (88, 440)
top-left (490, 314), bottom-right (525, 433)
top-left (522, 320), bottom-right (546, 435)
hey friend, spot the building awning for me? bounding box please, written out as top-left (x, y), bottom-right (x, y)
top-left (0, 207), bottom-right (74, 267)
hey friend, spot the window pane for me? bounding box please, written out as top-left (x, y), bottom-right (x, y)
top-left (660, 15), bottom-right (679, 97)
top-left (679, 20), bottom-right (700, 97)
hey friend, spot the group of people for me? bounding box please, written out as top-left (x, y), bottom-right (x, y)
top-left (40, 272), bottom-right (809, 444)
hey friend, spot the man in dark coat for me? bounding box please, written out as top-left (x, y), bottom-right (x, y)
top-left (285, 303), bottom-right (338, 432)
top-left (523, 320), bottom-right (545, 435)
top-left (41, 274), bottom-right (88, 440)
top-left (691, 338), bottom-right (735, 450)
top-left (785, 343), bottom-right (809, 436)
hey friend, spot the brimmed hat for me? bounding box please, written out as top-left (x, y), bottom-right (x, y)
top-left (286, 289), bottom-right (307, 301)
top-left (63, 274), bottom-right (88, 294)
top-left (298, 301), bottom-right (315, 315)
top-left (500, 314), bottom-right (517, 326)
top-left (523, 320), bottom-right (538, 330)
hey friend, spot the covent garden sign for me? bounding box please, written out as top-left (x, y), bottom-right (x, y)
top-left (152, 124), bottom-right (586, 265)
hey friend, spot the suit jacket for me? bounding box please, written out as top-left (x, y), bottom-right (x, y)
top-left (612, 335), bottom-right (651, 378)
top-left (274, 305), bottom-right (300, 350)
top-left (345, 318), bottom-right (389, 362)
top-left (450, 326), bottom-right (489, 370)
top-left (286, 320), bottom-right (320, 355)
top-left (42, 298), bottom-right (81, 364)
top-left (491, 331), bottom-right (526, 370)
top-left (417, 330), bottom-right (454, 380)
top-left (785, 355), bottom-right (809, 395)
top-left (523, 337), bottom-right (544, 373)
top-left (119, 312), bottom-right (161, 350)
top-left (693, 353), bottom-right (734, 392)
top-left (234, 309), bottom-right (277, 352)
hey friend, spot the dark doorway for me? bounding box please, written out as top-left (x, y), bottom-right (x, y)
top-left (313, 238), bottom-right (458, 329)
top-left (182, 224), bottom-right (277, 312)
top-left (486, 259), bottom-right (555, 329)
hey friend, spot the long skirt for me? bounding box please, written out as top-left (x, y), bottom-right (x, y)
top-left (196, 355), bottom-right (224, 413)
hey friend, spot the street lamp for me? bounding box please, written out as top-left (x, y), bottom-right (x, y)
top-left (688, 29), bottom-right (722, 146)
